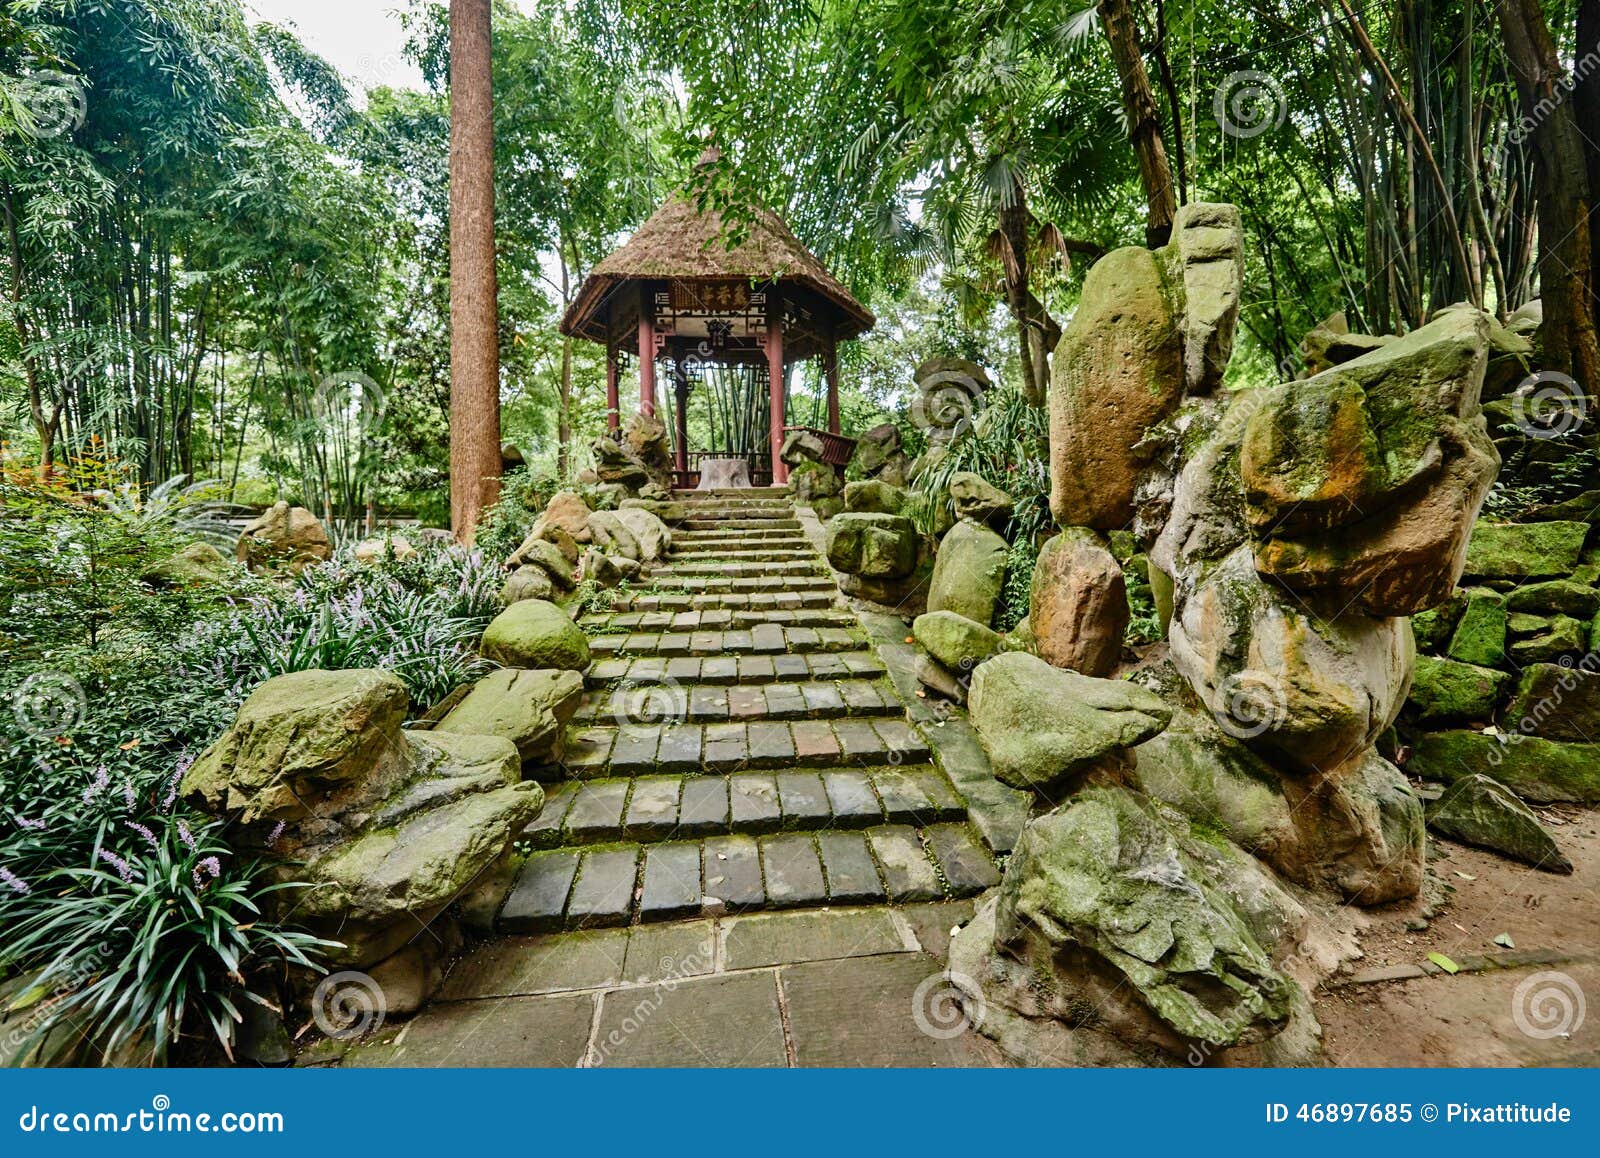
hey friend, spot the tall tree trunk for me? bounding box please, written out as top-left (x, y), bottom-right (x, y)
top-left (1576, 0), bottom-right (1600, 324)
top-left (1096, 0), bottom-right (1177, 247)
top-left (449, 0), bottom-right (502, 542)
top-left (557, 247), bottom-right (574, 478)
top-left (1497, 0), bottom-right (1600, 388)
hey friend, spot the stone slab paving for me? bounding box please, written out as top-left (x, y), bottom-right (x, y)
top-left (335, 902), bottom-right (997, 1068)
top-left (495, 489), bottom-right (1002, 931)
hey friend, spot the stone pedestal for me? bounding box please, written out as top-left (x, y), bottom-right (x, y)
top-left (698, 457), bottom-right (752, 489)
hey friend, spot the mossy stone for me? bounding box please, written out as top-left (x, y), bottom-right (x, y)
top-left (1463, 520), bottom-right (1588, 580)
top-left (1406, 730), bottom-right (1600, 803)
top-left (1508, 615), bottom-right (1586, 663)
top-left (1403, 656), bottom-right (1510, 725)
top-left (1425, 774), bottom-right (1571, 872)
top-left (1504, 579), bottom-right (1600, 619)
top-left (1410, 589), bottom-right (1465, 652)
top-left (480, 599), bottom-right (591, 671)
top-left (1502, 661), bottom-right (1600, 742)
top-left (1445, 589), bottom-right (1507, 667)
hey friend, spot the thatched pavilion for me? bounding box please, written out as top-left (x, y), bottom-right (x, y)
top-left (559, 178), bottom-right (874, 487)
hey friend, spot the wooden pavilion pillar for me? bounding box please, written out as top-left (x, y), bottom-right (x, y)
top-left (823, 329), bottom-right (841, 435)
top-left (637, 302), bottom-right (657, 418)
top-left (766, 290), bottom-right (787, 486)
top-left (604, 343), bottom-right (620, 432)
top-left (673, 355), bottom-right (690, 474)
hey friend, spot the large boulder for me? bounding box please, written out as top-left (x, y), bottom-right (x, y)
top-left (147, 541), bottom-right (236, 588)
top-left (1403, 656), bottom-right (1510, 725)
top-left (1501, 662), bottom-right (1600, 741)
top-left (1173, 202), bottom-right (1245, 395)
top-left (1049, 246), bottom-right (1184, 530)
top-left (500, 565), bottom-right (555, 606)
top-left (1166, 546), bottom-right (1414, 773)
top-left (1426, 773), bottom-right (1572, 873)
top-left (825, 512), bottom-right (917, 579)
top-left (789, 459), bottom-right (842, 508)
top-left (927, 519), bottom-right (1009, 626)
top-left (622, 409), bottom-right (675, 492)
top-left (1028, 528), bottom-right (1129, 677)
top-left (1240, 310), bottom-right (1500, 616)
top-left (780, 428), bottom-right (828, 466)
top-left (1406, 731), bottom-right (1600, 803)
top-left (531, 491), bottom-right (594, 544)
top-left (853, 422), bottom-right (903, 476)
top-left (843, 479), bottom-right (912, 515)
top-left (989, 787), bottom-right (1295, 1054)
top-left (506, 535), bottom-right (577, 589)
top-left (968, 652), bottom-right (1171, 792)
top-left (235, 502), bottom-right (332, 576)
top-left (586, 510), bottom-right (643, 562)
top-left (1463, 520), bottom-right (1589, 580)
top-left (435, 668), bottom-right (584, 765)
top-left (609, 506), bottom-right (671, 564)
top-left (353, 535), bottom-right (416, 566)
top-left (912, 610), bottom-right (1002, 672)
top-left (480, 600), bottom-right (591, 671)
top-left (182, 671), bottom-right (542, 970)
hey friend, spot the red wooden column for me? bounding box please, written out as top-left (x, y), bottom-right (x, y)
top-left (604, 343), bottom-right (620, 432)
top-left (823, 330), bottom-right (841, 435)
top-left (673, 368), bottom-right (690, 475)
top-left (637, 307), bottom-right (657, 418)
top-left (766, 291), bottom-right (787, 486)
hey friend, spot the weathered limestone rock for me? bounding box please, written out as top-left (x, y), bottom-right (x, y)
top-left (1407, 730), bottom-right (1600, 803)
top-left (1173, 201), bottom-right (1244, 395)
top-left (581, 548), bottom-right (641, 588)
top-left (500, 565), bottom-right (555, 605)
top-left (1241, 310), bottom-right (1500, 617)
top-left (912, 610), bottom-right (1002, 672)
top-left (1167, 546), bottom-right (1415, 773)
top-left (915, 653), bottom-right (968, 703)
top-left (780, 428), bottom-right (828, 466)
top-left (480, 599), bottom-right (591, 671)
top-left (968, 652), bottom-right (1171, 792)
top-left (1028, 528), bottom-right (1128, 677)
top-left (353, 536), bottom-right (416, 565)
top-left (843, 479), bottom-right (912, 516)
top-left (610, 507), bottom-right (671, 564)
top-left (948, 471), bottom-right (1013, 525)
top-left (531, 491), bottom-right (594, 544)
top-left (147, 541), bottom-right (235, 588)
top-left (1401, 656), bottom-right (1510, 725)
top-left (854, 422), bottom-right (912, 485)
top-left (1504, 579), bottom-right (1600, 619)
top-left (697, 457), bottom-right (751, 489)
top-left (1050, 246), bottom-right (1184, 530)
top-left (235, 501), bottom-right (332, 576)
top-left (507, 535), bottom-right (577, 589)
top-left (987, 787), bottom-right (1296, 1055)
top-left (825, 512), bottom-right (917, 579)
top-left (927, 518), bottom-right (1008, 626)
top-left (622, 410), bottom-right (675, 493)
top-left (1425, 774), bottom-right (1572, 873)
top-left (182, 671), bottom-right (542, 970)
top-left (585, 510), bottom-right (643, 562)
top-left (1283, 751), bottom-right (1424, 904)
top-left (436, 668), bottom-right (584, 765)
top-left (789, 459), bottom-right (842, 508)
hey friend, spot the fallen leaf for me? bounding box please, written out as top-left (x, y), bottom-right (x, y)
top-left (1453, 871), bottom-right (1476, 881)
top-left (905, 636), bottom-right (914, 644)
top-left (119, 738), bottom-right (141, 750)
top-left (1493, 933), bottom-right (1515, 949)
top-left (1453, 922), bottom-right (1468, 934)
top-left (1426, 951), bottom-right (1460, 974)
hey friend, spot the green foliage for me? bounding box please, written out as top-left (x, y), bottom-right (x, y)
top-left (476, 466), bottom-right (571, 566)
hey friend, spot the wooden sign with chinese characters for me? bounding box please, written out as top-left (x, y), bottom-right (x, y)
top-left (672, 279), bottom-right (751, 313)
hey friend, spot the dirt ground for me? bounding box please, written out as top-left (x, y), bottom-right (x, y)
top-left (1315, 804), bottom-right (1600, 1067)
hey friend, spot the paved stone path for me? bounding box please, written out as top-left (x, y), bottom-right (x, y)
top-left (334, 901), bottom-right (996, 1067)
top-left (497, 488), bottom-right (1000, 933)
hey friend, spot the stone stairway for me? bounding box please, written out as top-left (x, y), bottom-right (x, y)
top-left (497, 488), bottom-right (999, 933)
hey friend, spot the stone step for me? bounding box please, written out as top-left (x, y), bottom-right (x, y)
top-left (501, 817), bottom-right (998, 931)
top-left (652, 561), bottom-right (826, 580)
top-left (667, 548), bottom-right (818, 563)
top-left (524, 766), bottom-right (966, 848)
top-left (603, 590), bottom-right (837, 612)
top-left (679, 518), bottom-right (803, 532)
top-left (586, 650), bottom-right (886, 688)
top-left (623, 574), bottom-right (837, 595)
top-left (558, 716), bottom-right (933, 777)
top-left (674, 487), bottom-right (791, 500)
top-left (573, 678), bottom-right (902, 728)
top-left (583, 608), bottom-right (856, 636)
top-left (585, 624), bottom-right (864, 659)
top-left (673, 528), bottom-right (810, 543)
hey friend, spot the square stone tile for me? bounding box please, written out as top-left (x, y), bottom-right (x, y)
top-left (567, 846), bottom-right (641, 927)
top-left (349, 992), bottom-right (596, 1068)
top-left (499, 849), bottom-right (580, 934)
top-left (622, 920), bottom-right (717, 984)
top-left (781, 954), bottom-right (983, 1067)
top-left (589, 973), bottom-right (787, 1068)
top-left (759, 833), bottom-right (827, 908)
top-left (678, 776), bottom-right (730, 834)
top-left (702, 834), bottom-right (764, 910)
top-left (728, 772), bottom-right (781, 832)
top-left (722, 908), bottom-right (905, 970)
top-left (639, 842), bottom-right (703, 922)
top-left (438, 929), bottom-right (626, 999)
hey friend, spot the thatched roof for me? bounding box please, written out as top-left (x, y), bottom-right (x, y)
top-left (560, 193), bottom-right (875, 344)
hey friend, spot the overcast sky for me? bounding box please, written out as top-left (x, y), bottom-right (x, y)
top-left (246, 0), bottom-right (429, 92)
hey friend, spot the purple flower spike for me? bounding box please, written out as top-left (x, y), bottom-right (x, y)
top-left (97, 849), bottom-right (134, 883)
top-left (193, 856), bottom-right (222, 888)
top-left (0, 866), bottom-right (30, 895)
top-left (176, 819), bottom-right (196, 850)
